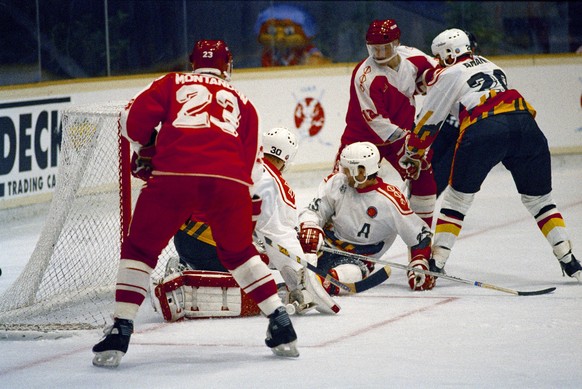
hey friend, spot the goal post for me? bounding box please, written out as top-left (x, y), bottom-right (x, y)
top-left (0, 102), bottom-right (174, 332)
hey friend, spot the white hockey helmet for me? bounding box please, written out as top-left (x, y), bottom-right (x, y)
top-left (339, 142), bottom-right (380, 185)
top-left (263, 127), bottom-right (299, 167)
top-left (431, 28), bottom-right (471, 67)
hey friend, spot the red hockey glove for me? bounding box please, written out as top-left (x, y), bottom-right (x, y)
top-left (299, 222), bottom-right (324, 254)
top-left (407, 255), bottom-right (436, 291)
top-left (399, 150), bottom-right (426, 180)
top-left (130, 131), bottom-right (157, 181)
top-left (398, 133), bottom-right (431, 180)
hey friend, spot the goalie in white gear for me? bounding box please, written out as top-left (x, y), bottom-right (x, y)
top-left (153, 127), bottom-right (340, 320)
top-left (299, 141), bottom-right (435, 293)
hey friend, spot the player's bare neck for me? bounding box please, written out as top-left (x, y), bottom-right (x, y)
top-left (264, 154), bottom-right (285, 172)
top-left (387, 55), bottom-right (401, 71)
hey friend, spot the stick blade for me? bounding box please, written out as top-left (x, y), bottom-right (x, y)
top-left (517, 287), bottom-right (556, 296)
top-left (352, 265), bottom-right (391, 293)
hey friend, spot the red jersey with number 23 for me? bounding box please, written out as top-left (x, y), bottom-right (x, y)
top-left (120, 72), bottom-right (261, 186)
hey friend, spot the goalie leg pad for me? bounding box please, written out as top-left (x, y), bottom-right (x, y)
top-left (304, 254), bottom-right (340, 314)
top-left (153, 270), bottom-right (261, 321)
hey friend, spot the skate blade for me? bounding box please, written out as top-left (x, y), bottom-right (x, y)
top-left (92, 350), bottom-right (125, 367)
top-left (270, 340), bottom-right (299, 358)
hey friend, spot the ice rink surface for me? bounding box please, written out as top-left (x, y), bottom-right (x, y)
top-left (1, 155), bottom-right (581, 388)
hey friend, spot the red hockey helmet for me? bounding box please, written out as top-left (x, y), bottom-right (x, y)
top-left (189, 40), bottom-right (233, 80)
top-left (365, 19), bottom-right (401, 45)
top-left (365, 20), bottom-right (401, 64)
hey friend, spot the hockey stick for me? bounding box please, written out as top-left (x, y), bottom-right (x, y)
top-left (259, 236), bottom-right (391, 294)
top-left (321, 246), bottom-right (556, 296)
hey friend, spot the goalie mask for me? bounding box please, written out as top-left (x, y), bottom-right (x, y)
top-left (431, 29), bottom-right (471, 67)
top-left (263, 127), bottom-right (299, 169)
top-left (339, 142), bottom-right (380, 186)
top-left (189, 40), bottom-right (233, 81)
top-left (365, 19), bottom-right (401, 64)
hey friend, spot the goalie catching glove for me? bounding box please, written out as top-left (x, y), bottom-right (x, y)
top-left (130, 130), bottom-right (158, 181)
top-left (298, 222), bottom-right (324, 254)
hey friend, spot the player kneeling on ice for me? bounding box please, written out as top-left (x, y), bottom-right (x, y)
top-left (299, 141), bottom-right (435, 293)
top-left (152, 127), bottom-right (340, 320)
top-left (92, 40), bottom-right (299, 368)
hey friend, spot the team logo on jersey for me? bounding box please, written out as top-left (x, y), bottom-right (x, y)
top-left (367, 206), bottom-right (378, 218)
top-left (294, 96), bottom-right (325, 136)
top-left (386, 185), bottom-right (410, 210)
top-left (362, 109), bottom-right (379, 122)
top-left (358, 66), bottom-right (371, 92)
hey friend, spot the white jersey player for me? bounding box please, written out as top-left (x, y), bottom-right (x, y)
top-left (299, 142), bottom-right (435, 292)
top-left (401, 29), bottom-right (582, 281)
top-left (254, 128), bottom-right (340, 314)
top-left (334, 19), bottom-right (438, 227)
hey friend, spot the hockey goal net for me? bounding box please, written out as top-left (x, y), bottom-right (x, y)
top-left (0, 102), bottom-right (174, 332)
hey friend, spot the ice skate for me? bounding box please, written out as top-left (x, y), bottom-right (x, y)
top-left (559, 254), bottom-right (582, 282)
top-left (92, 318), bottom-right (133, 367)
top-left (429, 258), bottom-right (446, 275)
top-left (265, 306), bottom-right (299, 357)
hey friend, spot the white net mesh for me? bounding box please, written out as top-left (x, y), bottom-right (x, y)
top-left (0, 102), bottom-right (174, 331)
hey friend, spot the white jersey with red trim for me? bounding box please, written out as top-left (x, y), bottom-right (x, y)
top-left (253, 158), bottom-right (305, 272)
top-left (298, 173), bottom-right (428, 258)
top-left (341, 46), bottom-right (437, 146)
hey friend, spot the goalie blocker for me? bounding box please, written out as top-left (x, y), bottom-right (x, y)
top-left (152, 270), bottom-right (261, 321)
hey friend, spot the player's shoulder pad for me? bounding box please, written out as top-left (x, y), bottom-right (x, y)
top-left (376, 182), bottom-right (413, 215)
top-left (426, 66), bottom-right (448, 87)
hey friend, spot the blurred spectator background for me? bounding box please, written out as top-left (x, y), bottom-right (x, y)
top-left (1, 1), bottom-right (580, 86)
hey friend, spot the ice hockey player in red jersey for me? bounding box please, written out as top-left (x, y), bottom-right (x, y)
top-left (92, 40), bottom-right (299, 367)
top-left (154, 127), bottom-right (340, 320)
top-left (299, 142), bottom-right (435, 293)
top-left (334, 19), bottom-right (438, 227)
top-left (401, 29), bottom-right (582, 281)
